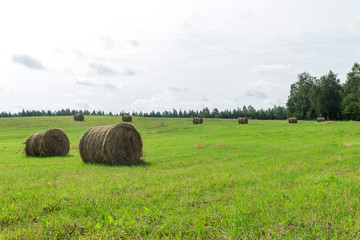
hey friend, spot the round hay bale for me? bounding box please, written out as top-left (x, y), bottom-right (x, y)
top-left (122, 114), bottom-right (132, 122)
top-left (193, 117), bottom-right (203, 124)
top-left (317, 117), bottom-right (326, 122)
top-left (288, 117), bottom-right (298, 123)
top-left (25, 129), bottom-right (70, 157)
top-left (79, 123), bottom-right (143, 165)
top-left (74, 114), bottom-right (84, 121)
top-left (238, 117), bottom-right (248, 124)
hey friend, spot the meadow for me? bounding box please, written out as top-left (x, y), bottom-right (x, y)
top-left (1, 116), bottom-right (360, 239)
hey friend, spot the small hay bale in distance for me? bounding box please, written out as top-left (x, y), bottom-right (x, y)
top-left (238, 117), bottom-right (248, 124)
top-left (79, 123), bottom-right (143, 165)
top-left (288, 117), bottom-right (298, 123)
top-left (25, 128), bottom-right (70, 157)
top-left (122, 114), bottom-right (132, 122)
top-left (317, 117), bottom-right (326, 122)
top-left (193, 117), bottom-right (203, 124)
top-left (74, 113), bottom-right (84, 121)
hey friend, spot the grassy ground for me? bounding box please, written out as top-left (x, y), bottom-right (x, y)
top-left (1, 116), bottom-right (360, 239)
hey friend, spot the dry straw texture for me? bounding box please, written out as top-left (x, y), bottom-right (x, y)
top-left (194, 143), bottom-right (205, 148)
top-left (74, 114), bottom-right (84, 121)
top-left (317, 117), bottom-right (326, 122)
top-left (25, 129), bottom-right (70, 157)
top-left (238, 117), bottom-right (248, 124)
top-left (288, 117), bottom-right (298, 123)
top-left (79, 123), bottom-right (143, 165)
top-left (193, 117), bottom-right (203, 124)
top-left (344, 142), bottom-right (360, 147)
top-left (122, 114), bottom-right (132, 122)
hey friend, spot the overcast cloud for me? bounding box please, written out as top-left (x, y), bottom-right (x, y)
top-left (0, 0), bottom-right (360, 113)
top-left (12, 54), bottom-right (46, 70)
top-left (89, 63), bottom-right (117, 76)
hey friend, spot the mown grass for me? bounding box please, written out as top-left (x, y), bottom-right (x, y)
top-left (1, 116), bottom-right (360, 239)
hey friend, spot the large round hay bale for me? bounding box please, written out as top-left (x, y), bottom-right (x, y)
top-left (25, 129), bottom-right (70, 157)
top-left (317, 117), bottom-right (325, 122)
top-left (74, 114), bottom-right (84, 121)
top-left (79, 123), bottom-right (142, 165)
top-left (122, 114), bottom-right (132, 122)
top-left (193, 117), bottom-right (203, 124)
top-left (288, 117), bottom-right (298, 123)
top-left (238, 117), bottom-right (248, 124)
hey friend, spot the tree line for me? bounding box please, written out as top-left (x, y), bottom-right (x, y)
top-left (286, 63), bottom-right (360, 120)
top-left (0, 105), bottom-right (287, 120)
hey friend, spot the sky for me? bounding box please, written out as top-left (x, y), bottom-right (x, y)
top-left (0, 0), bottom-right (360, 113)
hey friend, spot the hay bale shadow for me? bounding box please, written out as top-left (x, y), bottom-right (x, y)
top-left (86, 159), bottom-right (150, 167)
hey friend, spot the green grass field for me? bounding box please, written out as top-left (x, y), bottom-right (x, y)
top-left (1, 116), bottom-right (360, 239)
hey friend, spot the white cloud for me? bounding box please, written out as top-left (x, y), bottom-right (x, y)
top-left (131, 91), bottom-right (177, 111)
top-left (100, 36), bottom-right (119, 49)
top-left (71, 99), bottom-right (104, 111)
top-left (123, 67), bottom-right (136, 76)
top-left (12, 54), bottom-right (46, 70)
top-left (104, 93), bottom-right (121, 100)
top-left (131, 90), bottom-right (212, 112)
top-left (76, 79), bottom-right (96, 87)
top-left (75, 79), bottom-right (123, 90)
top-left (79, 90), bottom-right (92, 96)
top-left (253, 64), bottom-right (295, 73)
top-left (72, 99), bottom-right (90, 110)
top-left (243, 90), bottom-right (267, 99)
top-left (89, 63), bottom-right (117, 76)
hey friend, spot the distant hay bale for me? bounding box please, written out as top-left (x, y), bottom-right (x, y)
top-left (238, 117), bottom-right (248, 124)
top-left (25, 129), bottom-right (70, 157)
top-left (79, 123), bottom-right (143, 165)
top-left (74, 114), bottom-right (84, 121)
top-left (317, 117), bottom-right (326, 122)
top-left (288, 117), bottom-right (298, 123)
top-left (122, 114), bottom-right (132, 122)
top-left (193, 117), bottom-right (203, 124)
